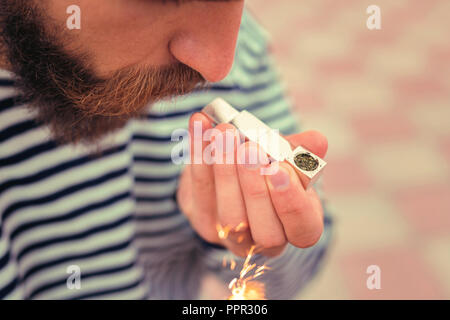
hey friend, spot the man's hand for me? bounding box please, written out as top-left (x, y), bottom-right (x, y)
top-left (177, 112), bottom-right (328, 258)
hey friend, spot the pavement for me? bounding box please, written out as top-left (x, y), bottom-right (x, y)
top-left (245, 0), bottom-right (450, 299)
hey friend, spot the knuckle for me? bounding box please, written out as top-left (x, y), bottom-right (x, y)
top-left (291, 225), bottom-right (324, 249)
top-left (197, 227), bottom-right (220, 244)
top-left (231, 246), bottom-right (250, 258)
top-left (218, 217), bottom-right (247, 232)
top-left (277, 206), bottom-right (304, 218)
top-left (193, 172), bottom-right (214, 190)
top-left (277, 201), bottom-right (311, 218)
top-left (214, 164), bottom-right (235, 178)
top-left (246, 187), bottom-right (269, 200)
top-left (254, 233), bottom-right (287, 249)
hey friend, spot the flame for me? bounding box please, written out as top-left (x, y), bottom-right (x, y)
top-left (226, 245), bottom-right (269, 300)
top-left (229, 281), bottom-right (266, 300)
top-left (217, 223), bottom-right (270, 300)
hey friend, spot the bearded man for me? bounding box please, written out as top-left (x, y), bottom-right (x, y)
top-left (0, 0), bottom-right (332, 299)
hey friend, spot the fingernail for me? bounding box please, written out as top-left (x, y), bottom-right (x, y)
top-left (269, 166), bottom-right (290, 190)
top-left (240, 144), bottom-right (269, 170)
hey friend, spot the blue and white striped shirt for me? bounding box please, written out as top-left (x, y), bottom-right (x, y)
top-left (0, 11), bottom-right (332, 300)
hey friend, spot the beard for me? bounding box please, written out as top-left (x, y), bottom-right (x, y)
top-left (0, 0), bottom-right (206, 145)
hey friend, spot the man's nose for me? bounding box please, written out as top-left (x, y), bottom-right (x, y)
top-left (169, 2), bottom-right (244, 83)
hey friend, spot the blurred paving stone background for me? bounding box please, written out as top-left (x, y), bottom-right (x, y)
top-left (244, 0), bottom-right (450, 300)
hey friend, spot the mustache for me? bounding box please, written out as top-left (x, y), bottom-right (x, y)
top-left (62, 62), bottom-right (207, 117)
top-left (28, 62), bottom-right (207, 145)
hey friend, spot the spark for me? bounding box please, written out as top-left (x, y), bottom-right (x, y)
top-left (230, 259), bottom-right (236, 271)
top-left (216, 224), bottom-right (231, 240)
top-left (227, 245), bottom-right (268, 300)
top-left (216, 223), bottom-right (270, 300)
top-left (234, 222), bottom-right (247, 232)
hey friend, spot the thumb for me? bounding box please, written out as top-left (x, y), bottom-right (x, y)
top-left (285, 130), bottom-right (328, 159)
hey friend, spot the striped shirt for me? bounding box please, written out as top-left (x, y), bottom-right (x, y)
top-left (0, 10), bottom-right (333, 300)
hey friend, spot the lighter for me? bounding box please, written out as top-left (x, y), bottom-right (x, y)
top-left (201, 98), bottom-right (326, 187)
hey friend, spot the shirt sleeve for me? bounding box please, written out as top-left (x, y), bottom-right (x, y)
top-left (0, 227), bottom-right (21, 299)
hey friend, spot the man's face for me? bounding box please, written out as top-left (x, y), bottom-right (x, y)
top-left (0, 0), bottom-right (244, 144)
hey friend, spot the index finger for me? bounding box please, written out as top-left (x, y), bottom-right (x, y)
top-left (187, 112), bottom-right (218, 243)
